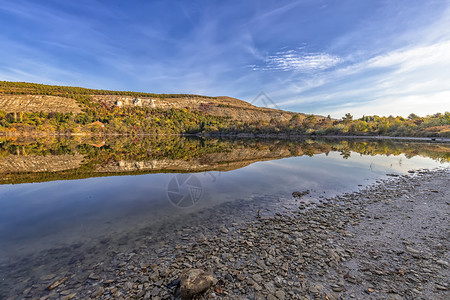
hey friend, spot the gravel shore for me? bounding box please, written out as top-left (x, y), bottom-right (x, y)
top-left (5, 167), bottom-right (449, 299)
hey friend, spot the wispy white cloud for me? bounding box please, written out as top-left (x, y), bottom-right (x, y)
top-left (277, 39), bottom-right (450, 103)
top-left (252, 49), bottom-right (342, 72)
top-left (247, 1), bottom-right (305, 24)
top-left (268, 4), bottom-right (450, 118)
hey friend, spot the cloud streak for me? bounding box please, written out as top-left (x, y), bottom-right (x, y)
top-left (252, 50), bottom-right (342, 72)
top-left (265, 4), bottom-right (450, 118)
top-left (272, 41), bottom-right (450, 117)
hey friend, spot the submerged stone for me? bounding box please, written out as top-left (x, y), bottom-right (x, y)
top-left (180, 268), bottom-right (214, 299)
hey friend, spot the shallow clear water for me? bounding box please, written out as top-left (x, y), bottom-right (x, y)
top-left (0, 137), bottom-right (448, 296)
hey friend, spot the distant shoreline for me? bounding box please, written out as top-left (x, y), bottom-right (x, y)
top-left (310, 134), bottom-right (450, 142)
top-left (200, 132), bottom-right (450, 143)
top-left (1, 132), bottom-right (450, 143)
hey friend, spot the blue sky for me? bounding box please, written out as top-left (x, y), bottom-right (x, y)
top-left (1, 0), bottom-right (449, 118)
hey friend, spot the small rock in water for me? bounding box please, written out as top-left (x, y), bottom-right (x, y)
top-left (88, 273), bottom-right (100, 280)
top-left (219, 226), bottom-right (229, 234)
top-left (40, 274), bottom-right (56, 281)
top-left (61, 293), bottom-right (77, 300)
top-left (292, 190), bottom-right (310, 198)
top-left (180, 268), bottom-right (214, 299)
top-left (253, 273), bottom-right (263, 282)
top-left (237, 273), bottom-right (246, 281)
top-left (436, 259), bottom-right (448, 267)
top-left (406, 246), bottom-right (420, 254)
top-left (167, 278), bottom-right (180, 289)
top-left (275, 290), bottom-right (286, 299)
top-left (91, 286), bottom-right (104, 297)
top-left (267, 295), bottom-right (277, 300)
top-left (47, 277), bottom-right (67, 290)
top-left (22, 287), bottom-right (31, 296)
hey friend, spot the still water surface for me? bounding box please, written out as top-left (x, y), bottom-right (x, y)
top-left (0, 136), bottom-right (448, 296)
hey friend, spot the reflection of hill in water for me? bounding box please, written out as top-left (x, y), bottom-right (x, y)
top-left (0, 136), bottom-right (448, 184)
top-left (0, 154), bottom-right (85, 173)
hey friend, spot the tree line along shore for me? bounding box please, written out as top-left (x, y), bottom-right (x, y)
top-left (1, 81), bottom-right (449, 137)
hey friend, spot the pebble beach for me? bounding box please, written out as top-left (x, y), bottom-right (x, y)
top-left (3, 167), bottom-right (449, 300)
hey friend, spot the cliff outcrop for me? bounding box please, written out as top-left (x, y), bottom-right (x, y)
top-left (0, 95), bottom-right (82, 114)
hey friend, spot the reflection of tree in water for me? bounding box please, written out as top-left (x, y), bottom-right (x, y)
top-left (340, 150), bottom-right (351, 159)
top-left (0, 136), bottom-right (449, 184)
top-left (1, 137), bottom-right (449, 163)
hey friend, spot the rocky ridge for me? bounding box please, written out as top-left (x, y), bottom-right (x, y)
top-left (0, 95), bottom-right (82, 114)
top-left (91, 95), bottom-right (299, 123)
top-left (0, 92), bottom-right (300, 123)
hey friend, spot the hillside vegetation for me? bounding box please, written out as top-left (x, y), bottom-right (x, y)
top-left (0, 81), bottom-right (449, 137)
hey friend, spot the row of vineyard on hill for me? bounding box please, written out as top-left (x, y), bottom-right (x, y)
top-left (0, 81), bottom-right (215, 99)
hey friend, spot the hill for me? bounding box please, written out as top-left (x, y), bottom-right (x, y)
top-left (0, 81), bottom-right (298, 123)
top-left (0, 81), bottom-right (449, 137)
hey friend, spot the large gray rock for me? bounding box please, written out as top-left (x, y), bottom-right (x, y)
top-left (180, 269), bottom-right (214, 299)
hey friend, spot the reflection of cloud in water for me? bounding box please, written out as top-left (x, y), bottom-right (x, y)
top-left (322, 152), bottom-right (445, 173)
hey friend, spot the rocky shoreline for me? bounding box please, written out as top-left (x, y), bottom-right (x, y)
top-left (4, 167), bottom-right (449, 299)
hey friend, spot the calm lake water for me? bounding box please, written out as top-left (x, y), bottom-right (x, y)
top-left (0, 136), bottom-right (449, 297)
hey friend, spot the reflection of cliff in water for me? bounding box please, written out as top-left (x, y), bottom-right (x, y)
top-left (0, 136), bottom-right (449, 184)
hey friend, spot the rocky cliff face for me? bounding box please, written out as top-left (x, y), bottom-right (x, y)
top-left (0, 92), bottom-right (300, 123)
top-left (0, 95), bottom-right (82, 114)
top-left (92, 95), bottom-right (298, 122)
